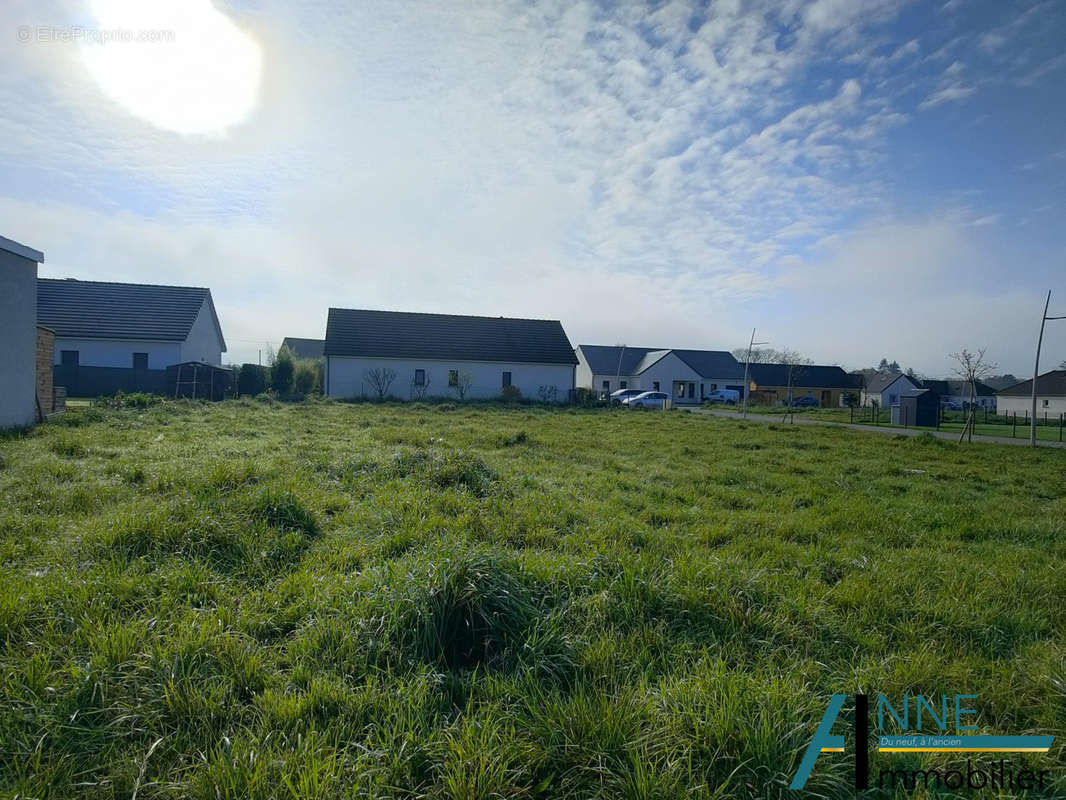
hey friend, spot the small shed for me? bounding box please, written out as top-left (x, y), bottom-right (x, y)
top-left (166, 361), bottom-right (234, 401)
top-left (891, 389), bottom-right (940, 428)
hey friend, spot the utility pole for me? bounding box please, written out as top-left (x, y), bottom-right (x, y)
top-left (742, 328), bottom-right (769, 418)
top-left (614, 344), bottom-right (626, 397)
top-left (1031, 290), bottom-right (1066, 447)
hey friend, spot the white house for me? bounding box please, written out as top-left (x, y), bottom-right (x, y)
top-left (574, 345), bottom-right (744, 404)
top-left (324, 308), bottom-right (577, 401)
top-left (0, 236), bottom-right (44, 427)
top-left (37, 278), bottom-right (226, 370)
top-left (996, 371), bottom-right (1066, 417)
top-left (861, 372), bottom-right (921, 407)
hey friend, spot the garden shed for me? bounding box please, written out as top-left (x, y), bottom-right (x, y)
top-left (891, 388), bottom-right (940, 428)
top-left (166, 361), bottom-right (234, 401)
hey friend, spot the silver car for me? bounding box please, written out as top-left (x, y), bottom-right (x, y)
top-left (623, 391), bottom-right (671, 409)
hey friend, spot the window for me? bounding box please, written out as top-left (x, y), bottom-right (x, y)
top-left (674, 381), bottom-right (685, 398)
top-left (888, 393), bottom-right (897, 404)
top-left (620, 380), bottom-right (627, 389)
top-left (652, 381), bottom-right (659, 391)
top-left (448, 370), bottom-right (459, 387)
top-left (132, 352), bottom-right (148, 370)
top-left (1043, 399), bottom-right (1050, 408)
top-left (602, 380), bottom-right (610, 392)
top-left (60, 350), bottom-right (79, 367)
top-left (502, 371), bottom-right (511, 387)
top-left (414, 369), bottom-right (425, 386)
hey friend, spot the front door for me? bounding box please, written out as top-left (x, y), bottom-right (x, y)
top-left (821, 390), bottom-right (831, 406)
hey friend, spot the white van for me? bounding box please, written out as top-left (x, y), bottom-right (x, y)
top-left (705, 388), bottom-right (740, 405)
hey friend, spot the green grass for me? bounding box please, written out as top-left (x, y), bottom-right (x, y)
top-left (1, 399), bottom-right (1065, 798)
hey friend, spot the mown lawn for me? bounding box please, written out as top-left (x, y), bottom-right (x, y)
top-left (1, 399), bottom-right (1064, 799)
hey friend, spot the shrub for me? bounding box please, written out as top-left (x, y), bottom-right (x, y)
top-left (238, 364), bottom-right (269, 396)
top-left (271, 347), bottom-right (295, 395)
top-left (501, 385), bottom-right (522, 403)
top-left (293, 362), bottom-right (318, 396)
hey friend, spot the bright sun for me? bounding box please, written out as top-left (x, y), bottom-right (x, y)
top-left (81, 0), bottom-right (262, 137)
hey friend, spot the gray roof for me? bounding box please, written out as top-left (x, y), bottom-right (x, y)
top-left (0, 235), bottom-right (43, 263)
top-left (920, 379), bottom-right (996, 397)
top-left (865, 371), bottom-right (912, 394)
top-left (281, 337), bottom-right (325, 359)
top-left (37, 278), bottom-right (225, 350)
top-left (998, 370), bottom-right (1066, 397)
top-left (748, 363), bottom-right (862, 389)
top-left (324, 308), bottom-right (578, 364)
top-left (577, 345), bottom-right (741, 378)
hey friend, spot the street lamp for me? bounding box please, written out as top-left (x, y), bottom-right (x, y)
top-left (742, 328), bottom-right (769, 418)
top-left (1030, 290), bottom-right (1066, 447)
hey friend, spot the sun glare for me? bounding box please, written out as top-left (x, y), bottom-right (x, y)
top-left (80, 0), bottom-right (262, 136)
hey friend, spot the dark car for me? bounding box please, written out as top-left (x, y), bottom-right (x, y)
top-left (788, 395), bottom-right (818, 407)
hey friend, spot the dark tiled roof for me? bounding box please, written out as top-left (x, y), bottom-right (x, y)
top-left (672, 349), bottom-right (743, 378)
top-left (865, 371), bottom-right (911, 393)
top-left (37, 278), bottom-right (224, 348)
top-left (325, 308), bottom-right (578, 364)
top-left (998, 370), bottom-right (1066, 397)
top-left (748, 363), bottom-right (861, 389)
top-left (577, 345), bottom-right (665, 375)
top-left (921, 379), bottom-right (996, 397)
top-left (281, 337), bottom-right (325, 359)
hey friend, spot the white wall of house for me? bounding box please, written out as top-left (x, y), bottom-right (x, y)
top-left (179, 300), bottom-right (224, 365)
top-left (862, 375), bottom-right (919, 406)
top-left (327, 356), bottom-right (575, 401)
top-left (590, 373), bottom-right (641, 394)
top-left (53, 338), bottom-right (181, 369)
top-left (998, 395), bottom-right (1066, 417)
top-left (637, 352), bottom-right (702, 403)
top-left (0, 248), bottom-right (39, 427)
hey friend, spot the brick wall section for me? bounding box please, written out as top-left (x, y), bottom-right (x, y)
top-left (36, 326), bottom-right (55, 417)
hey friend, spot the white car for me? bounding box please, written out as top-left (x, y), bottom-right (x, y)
top-left (623, 391), bottom-right (671, 409)
top-left (705, 388), bottom-right (740, 405)
top-left (608, 388), bottom-right (645, 404)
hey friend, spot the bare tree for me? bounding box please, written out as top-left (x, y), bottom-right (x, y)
top-left (777, 349), bottom-right (812, 420)
top-left (364, 367), bottom-right (397, 400)
top-left (410, 377), bottom-right (431, 400)
top-left (950, 348), bottom-right (997, 443)
top-left (452, 371), bottom-right (473, 400)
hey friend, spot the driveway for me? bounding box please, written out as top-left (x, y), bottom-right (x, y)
top-left (687, 408), bottom-right (1066, 449)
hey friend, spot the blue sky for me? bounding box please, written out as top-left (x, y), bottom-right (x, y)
top-left (2, 0), bottom-right (1065, 375)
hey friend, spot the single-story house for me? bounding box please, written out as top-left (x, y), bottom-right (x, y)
top-left (37, 278), bottom-right (227, 396)
top-left (574, 345), bottom-right (744, 404)
top-left (861, 371), bottom-right (921, 407)
top-left (324, 308), bottom-right (577, 401)
top-left (746, 363), bottom-right (862, 407)
top-left (0, 236), bottom-right (44, 427)
top-left (280, 337), bottom-right (324, 360)
top-left (920, 379), bottom-right (997, 410)
top-left (996, 371), bottom-right (1066, 417)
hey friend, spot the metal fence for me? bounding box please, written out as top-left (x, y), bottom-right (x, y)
top-left (851, 403), bottom-right (1065, 440)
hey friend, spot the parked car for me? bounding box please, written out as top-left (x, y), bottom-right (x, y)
top-left (624, 391), bottom-right (671, 409)
top-left (705, 388), bottom-right (740, 405)
top-left (608, 388), bottom-right (645, 404)
top-left (943, 400), bottom-right (962, 411)
top-left (788, 395), bottom-right (818, 407)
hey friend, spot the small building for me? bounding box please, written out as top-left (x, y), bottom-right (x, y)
top-left (891, 388), bottom-right (940, 427)
top-left (0, 236), bottom-right (44, 427)
top-left (324, 308), bottom-right (577, 401)
top-left (574, 345), bottom-right (744, 404)
top-left (996, 371), bottom-right (1066, 417)
top-left (920, 379), bottom-right (997, 410)
top-left (36, 326), bottom-right (64, 418)
top-left (861, 371), bottom-right (921, 407)
top-left (746, 363), bottom-right (862, 407)
top-left (280, 337), bottom-right (325, 360)
top-left (37, 278), bottom-right (227, 397)
top-left (166, 361), bottom-right (235, 401)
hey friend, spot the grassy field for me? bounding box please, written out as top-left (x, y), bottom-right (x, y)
top-left (718, 405), bottom-right (1066, 442)
top-left (1, 399), bottom-right (1064, 798)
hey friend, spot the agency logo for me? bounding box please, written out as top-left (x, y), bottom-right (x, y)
top-left (791, 694), bottom-right (1055, 792)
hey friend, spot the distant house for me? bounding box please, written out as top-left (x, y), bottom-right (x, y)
top-left (324, 308), bottom-right (577, 401)
top-left (281, 337), bottom-right (325, 360)
top-left (37, 278), bottom-right (226, 396)
top-left (997, 371), bottom-right (1066, 417)
top-left (920, 379), bottom-right (997, 410)
top-left (0, 236), bottom-right (44, 427)
top-left (861, 371), bottom-right (921, 407)
top-left (747, 364), bottom-right (862, 407)
top-left (574, 345), bottom-right (744, 404)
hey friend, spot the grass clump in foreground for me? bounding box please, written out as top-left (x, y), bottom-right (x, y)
top-left (0, 399), bottom-right (1064, 798)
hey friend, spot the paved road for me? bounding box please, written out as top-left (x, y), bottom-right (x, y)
top-left (687, 408), bottom-right (1066, 449)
